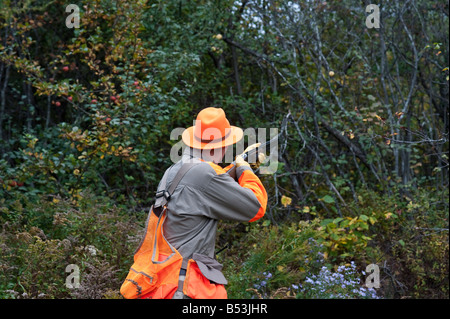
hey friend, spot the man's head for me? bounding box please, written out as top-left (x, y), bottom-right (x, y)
top-left (182, 107), bottom-right (243, 163)
top-left (200, 145), bottom-right (228, 164)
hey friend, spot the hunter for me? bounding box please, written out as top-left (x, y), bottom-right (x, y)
top-left (121, 107), bottom-right (267, 299)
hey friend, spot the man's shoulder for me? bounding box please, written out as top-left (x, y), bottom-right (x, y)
top-left (185, 160), bottom-right (228, 180)
top-left (172, 160), bottom-right (220, 188)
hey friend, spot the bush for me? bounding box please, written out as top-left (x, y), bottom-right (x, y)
top-left (220, 219), bottom-right (378, 299)
top-left (315, 214), bottom-right (376, 261)
top-left (0, 191), bottom-right (142, 299)
top-left (219, 220), bottom-right (321, 299)
top-left (219, 185), bottom-right (448, 299)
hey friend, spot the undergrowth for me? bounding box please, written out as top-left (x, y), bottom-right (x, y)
top-left (218, 186), bottom-right (448, 299)
top-left (0, 186), bottom-right (448, 299)
top-left (0, 191), bottom-right (141, 299)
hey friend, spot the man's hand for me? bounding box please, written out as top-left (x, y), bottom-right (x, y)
top-left (235, 154), bottom-right (250, 168)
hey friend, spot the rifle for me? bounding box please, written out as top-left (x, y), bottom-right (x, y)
top-left (226, 131), bottom-right (281, 180)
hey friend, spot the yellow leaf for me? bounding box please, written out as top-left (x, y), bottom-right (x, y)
top-left (281, 195), bottom-right (292, 207)
top-left (395, 111), bottom-right (404, 118)
top-left (277, 265), bottom-right (285, 272)
top-left (348, 217), bottom-right (358, 225)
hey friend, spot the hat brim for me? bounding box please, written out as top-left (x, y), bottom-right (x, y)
top-left (182, 126), bottom-right (243, 150)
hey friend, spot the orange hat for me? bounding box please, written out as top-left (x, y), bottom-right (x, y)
top-left (182, 107), bottom-right (243, 150)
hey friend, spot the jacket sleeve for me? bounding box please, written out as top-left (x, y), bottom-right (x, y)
top-left (202, 165), bottom-right (267, 222)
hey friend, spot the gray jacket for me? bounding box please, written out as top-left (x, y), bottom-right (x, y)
top-left (158, 147), bottom-right (267, 283)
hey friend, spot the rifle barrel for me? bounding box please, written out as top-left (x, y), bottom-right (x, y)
top-left (241, 132), bottom-right (280, 160)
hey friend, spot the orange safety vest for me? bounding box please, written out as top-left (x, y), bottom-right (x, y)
top-left (120, 161), bottom-right (227, 299)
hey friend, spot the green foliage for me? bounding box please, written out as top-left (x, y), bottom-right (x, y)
top-left (387, 188), bottom-right (449, 298)
top-left (0, 0), bottom-right (202, 207)
top-left (345, 186), bottom-right (449, 298)
top-left (0, 191), bottom-right (141, 299)
top-left (219, 185), bottom-right (448, 299)
top-left (220, 220), bottom-right (326, 299)
top-left (220, 217), bottom-right (381, 299)
top-left (316, 215), bottom-right (375, 260)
